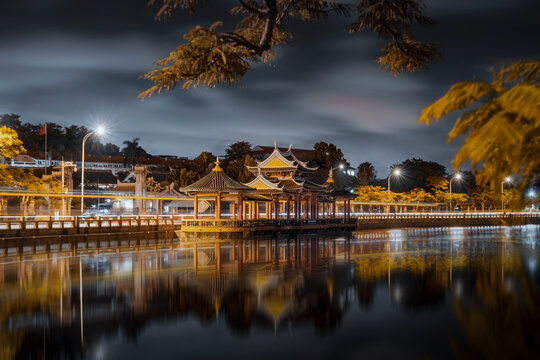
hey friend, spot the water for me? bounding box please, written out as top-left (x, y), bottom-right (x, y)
top-left (1, 225), bottom-right (539, 359)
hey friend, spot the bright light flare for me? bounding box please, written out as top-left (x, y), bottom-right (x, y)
top-left (454, 173), bottom-right (462, 180)
top-left (393, 169), bottom-right (401, 176)
top-left (339, 164), bottom-right (345, 170)
top-left (528, 189), bottom-right (537, 199)
top-left (94, 125), bottom-right (107, 137)
top-left (504, 176), bottom-right (512, 183)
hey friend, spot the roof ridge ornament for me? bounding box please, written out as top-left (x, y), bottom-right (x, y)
top-left (326, 169), bottom-right (334, 183)
top-left (274, 140), bottom-right (278, 149)
top-left (213, 156), bottom-right (223, 171)
top-left (287, 144), bottom-right (293, 152)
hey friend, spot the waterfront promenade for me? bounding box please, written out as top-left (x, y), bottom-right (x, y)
top-left (0, 212), bottom-right (538, 241)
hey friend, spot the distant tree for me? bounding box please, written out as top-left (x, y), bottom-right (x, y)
top-left (139, 0), bottom-right (439, 98)
top-left (0, 114), bottom-right (22, 129)
top-left (103, 143), bottom-right (121, 156)
top-left (224, 141), bottom-right (255, 181)
top-left (401, 188), bottom-right (435, 211)
top-left (393, 158), bottom-right (447, 192)
top-left (225, 141), bottom-right (252, 161)
top-left (451, 193), bottom-right (469, 210)
top-left (0, 126), bottom-right (26, 162)
top-left (426, 175), bottom-right (448, 203)
top-left (0, 115), bottom-right (124, 160)
top-left (122, 138), bottom-right (149, 166)
top-left (469, 185), bottom-right (497, 211)
top-left (227, 154), bottom-right (256, 182)
top-left (310, 142), bottom-right (348, 178)
top-left (193, 151), bottom-right (216, 178)
top-left (354, 185), bottom-right (388, 202)
top-left (357, 162), bottom-right (375, 185)
top-left (168, 167), bottom-right (196, 188)
top-left (419, 60), bottom-right (540, 202)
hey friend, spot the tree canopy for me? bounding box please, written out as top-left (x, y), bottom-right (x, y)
top-left (139, 0), bottom-right (440, 98)
top-left (419, 60), bottom-right (540, 200)
top-left (122, 138), bottom-right (149, 166)
top-left (391, 158), bottom-right (447, 192)
top-left (357, 162), bottom-right (375, 185)
top-left (0, 126), bottom-right (26, 160)
top-left (0, 114), bottom-right (121, 160)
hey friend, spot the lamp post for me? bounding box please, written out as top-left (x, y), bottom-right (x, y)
top-left (387, 169), bottom-right (401, 194)
top-left (449, 173), bottom-right (462, 211)
top-left (501, 176), bottom-right (511, 211)
top-left (80, 126), bottom-right (106, 215)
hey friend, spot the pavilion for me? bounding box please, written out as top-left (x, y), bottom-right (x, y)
top-left (181, 159), bottom-right (255, 220)
top-left (180, 144), bottom-right (355, 221)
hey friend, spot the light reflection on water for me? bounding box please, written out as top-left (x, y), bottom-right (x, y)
top-left (0, 225), bottom-right (539, 359)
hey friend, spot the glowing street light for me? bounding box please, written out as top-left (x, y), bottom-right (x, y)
top-left (449, 173), bottom-right (462, 211)
top-left (387, 168), bottom-right (401, 194)
top-left (501, 176), bottom-right (512, 211)
top-left (81, 126), bottom-right (107, 215)
top-left (527, 189), bottom-right (537, 199)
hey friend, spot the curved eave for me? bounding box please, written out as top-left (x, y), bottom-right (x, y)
top-left (257, 148), bottom-right (297, 168)
top-left (244, 174), bottom-right (283, 190)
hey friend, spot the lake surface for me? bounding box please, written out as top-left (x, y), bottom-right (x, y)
top-left (1, 225), bottom-right (539, 359)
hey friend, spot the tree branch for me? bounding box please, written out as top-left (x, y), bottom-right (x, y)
top-left (258, 0), bottom-right (277, 51)
top-left (238, 0), bottom-right (268, 16)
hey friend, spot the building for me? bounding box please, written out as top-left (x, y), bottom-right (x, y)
top-left (181, 144), bottom-right (354, 220)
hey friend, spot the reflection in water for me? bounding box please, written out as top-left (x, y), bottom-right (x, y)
top-left (0, 226), bottom-right (539, 359)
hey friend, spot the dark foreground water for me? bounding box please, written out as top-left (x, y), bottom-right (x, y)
top-left (1, 225), bottom-right (540, 360)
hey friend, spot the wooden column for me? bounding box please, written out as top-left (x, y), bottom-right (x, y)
top-left (237, 193), bottom-right (243, 220)
top-left (194, 194), bottom-right (199, 219)
top-left (332, 200), bottom-right (336, 218)
top-left (215, 193), bottom-right (221, 220)
top-left (286, 198), bottom-right (291, 219)
top-left (274, 198), bottom-right (279, 219)
top-left (255, 202), bottom-right (260, 220)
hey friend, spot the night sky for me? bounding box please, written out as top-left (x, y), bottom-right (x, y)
top-left (1, 0), bottom-right (539, 176)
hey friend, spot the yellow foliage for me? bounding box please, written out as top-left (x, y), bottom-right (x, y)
top-left (141, 0), bottom-right (438, 95)
top-left (419, 60), bottom-right (540, 202)
top-left (139, 22), bottom-right (257, 97)
top-left (0, 126), bottom-right (26, 159)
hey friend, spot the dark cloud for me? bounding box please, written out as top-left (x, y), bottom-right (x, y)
top-left (0, 0), bottom-right (538, 176)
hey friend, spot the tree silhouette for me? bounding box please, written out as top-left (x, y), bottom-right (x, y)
top-left (357, 162), bottom-right (375, 185)
top-left (121, 137), bottom-right (149, 166)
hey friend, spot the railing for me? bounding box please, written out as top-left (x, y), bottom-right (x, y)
top-left (181, 218), bottom-right (357, 229)
top-left (0, 214), bottom-right (185, 232)
top-left (354, 212), bottom-right (540, 220)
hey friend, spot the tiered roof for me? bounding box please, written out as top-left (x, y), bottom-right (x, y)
top-left (247, 143), bottom-right (318, 175)
top-left (182, 159), bottom-right (253, 193)
top-left (244, 171), bottom-right (283, 194)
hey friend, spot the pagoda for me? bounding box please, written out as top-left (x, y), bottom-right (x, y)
top-left (243, 143), bottom-right (331, 219)
top-left (181, 159), bottom-right (254, 219)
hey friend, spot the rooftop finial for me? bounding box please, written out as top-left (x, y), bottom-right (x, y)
top-left (213, 156), bottom-right (222, 171)
top-left (326, 169), bottom-right (334, 183)
top-left (273, 140), bottom-right (278, 149)
top-left (287, 143), bottom-right (293, 152)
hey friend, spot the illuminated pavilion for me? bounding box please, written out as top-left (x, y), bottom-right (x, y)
top-left (244, 144), bottom-right (334, 219)
top-left (181, 144), bottom-right (353, 220)
top-left (181, 159), bottom-right (254, 220)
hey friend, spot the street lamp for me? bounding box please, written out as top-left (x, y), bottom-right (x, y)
top-left (449, 173), bottom-right (462, 211)
top-left (501, 176), bottom-right (511, 211)
top-left (387, 169), bottom-right (401, 194)
top-left (81, 126), bottom-right (106, 215)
